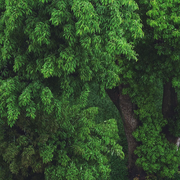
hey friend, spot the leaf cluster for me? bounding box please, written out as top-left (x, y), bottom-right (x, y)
top-left (131, 83), bottom-right (180, 179)
top-left (0, 85), bottom-right (124, 179)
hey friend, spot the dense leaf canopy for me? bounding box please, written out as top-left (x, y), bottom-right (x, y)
top-left (1, 0), bottom-right (180, 179)
top-left (0, 0), bottom-right (144, 179)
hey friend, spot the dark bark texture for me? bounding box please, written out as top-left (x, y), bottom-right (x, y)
top-left (161, 80), bottom-right (180, 172)
top-left (162, 80), bottom-right (178, 145)
top-left (118, 84), bottom-right (139, 170)
top-left (105, 84), bottom-right (147, 179)
top-left (118, 84), bottom-right (147, 179)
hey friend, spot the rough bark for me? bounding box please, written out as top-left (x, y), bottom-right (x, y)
top-left (162, 80), bottom-right (179, 147)
top-left (118, 84), bottom-right (148, 179)
top-left (105, 84), bottom-right (147, 179)
top-left (118, 84), bottom-right (139, 169)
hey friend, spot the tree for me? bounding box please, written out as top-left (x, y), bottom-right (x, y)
top-left (1, 0), bottom-right (180, 179)
top-left (106, 0), bottom-right (180, 179)
top-left (0, 0), bottom-right (142, 179)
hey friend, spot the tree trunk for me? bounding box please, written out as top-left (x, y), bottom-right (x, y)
top-left (162, 80), bottom-right (179, 147)
top-left (105, 84), bottom-right (147, 180)
top-left (161, 79), bottom-right (180, 172)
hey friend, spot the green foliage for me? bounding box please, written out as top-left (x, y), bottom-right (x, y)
top-left (144, 0), bottom-right (180, 79)
top-left (0, 0), bottom-right (143, 178)
top-left (122, 1), bottom-right (180, 178)
top-left (0, 85), bottom-right (124, 180)
top-left (131, 82), bottom-right (180, 179)
top-left (0, 0), bottom-right (144, 99)
top-left (1, 0), bottom-right (180, 179)
top-left (81, 82), bottom-right (129, 180)
top-left (0, 161), bottom-right (13, 180)
top-left (118, 23), bottom-right (180, 177)
top-left (168, 114), bottom-right (180, 138)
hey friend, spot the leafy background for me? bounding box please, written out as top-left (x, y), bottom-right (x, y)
top-left (1, 73), bottom-right (180, 180)
top-left (0, 0), bottom-right (180, 179)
